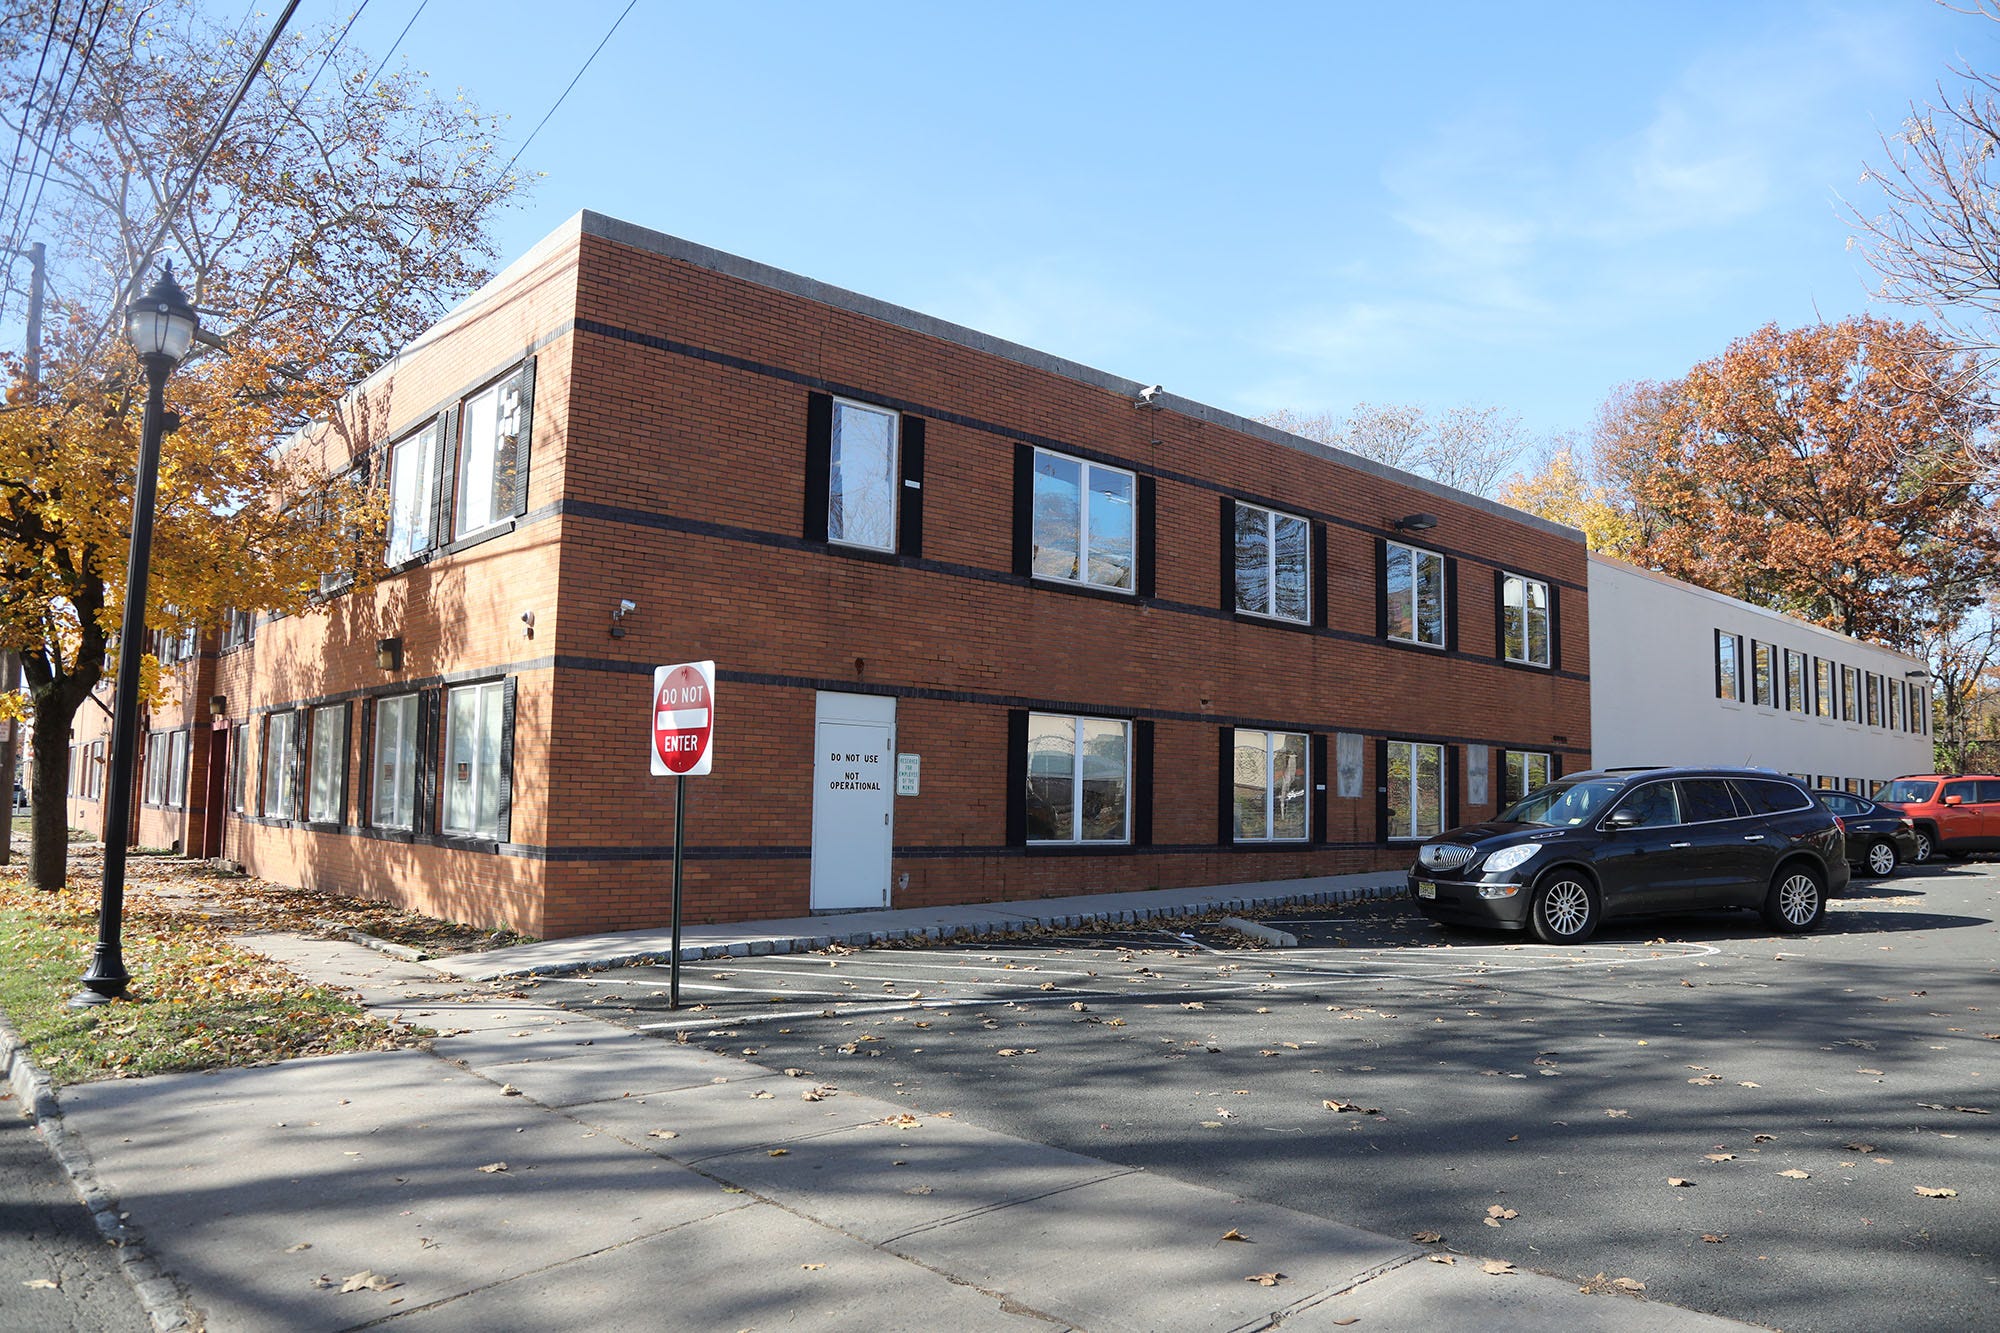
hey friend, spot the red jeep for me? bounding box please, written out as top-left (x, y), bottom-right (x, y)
top-left (1873, 775), bottom-right (2000, 863)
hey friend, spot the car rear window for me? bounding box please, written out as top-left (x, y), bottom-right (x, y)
top-left (1733, 779), bottom-right (1812, 815)
top-left (1818, 792), bottom-right (1863, 816)
top-left (1875, 779), bottom-right (1938, 804)
top-left (1678, 779), bottom-right (1745, 822)
top-left (1976, 780), bottom-right (2000, 804)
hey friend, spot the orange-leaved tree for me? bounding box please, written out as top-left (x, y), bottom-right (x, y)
top-left (0, 1), bottom-right (522, 887)
top-left (1606, 317), bottom-right (1996, 647)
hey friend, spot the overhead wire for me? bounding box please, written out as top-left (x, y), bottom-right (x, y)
top-left (488, 0), bottom-right (639, 198)
top-left (361, 0), bottom-right (428, 95)
top-left (0, 2), bottom-right (63, 244)
top-left (11, 0), bottom-right (114, 269)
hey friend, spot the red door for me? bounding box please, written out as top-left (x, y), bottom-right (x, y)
top-left (196, 726), bottom-right (228, 858)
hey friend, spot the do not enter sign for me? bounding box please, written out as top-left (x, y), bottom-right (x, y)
top-left (651, 660), bottom-right (715, 776)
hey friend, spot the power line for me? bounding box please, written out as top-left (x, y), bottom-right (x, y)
top-left (489, 0), bottom-right (638, 194)
top-left (0, 3), bottom-right (63, 242)
top-left (362, 0), bottom-right (428, 95)
top-left (11, 0), bottom-right (114, 272)
top-left (0, 0), bottom-right (89, 243)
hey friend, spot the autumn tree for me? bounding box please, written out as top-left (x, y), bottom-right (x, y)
top-left (1495, 436), bottom-right (1640, 555)
top-left (1260, 402), bottom-right (1532, 498)
top-left (0, 1), bottom-right (522, 887)
top-left (1607, 317), bottom-right (1996, 647)
top-left (1917, 600), bottom-right (2000, 772)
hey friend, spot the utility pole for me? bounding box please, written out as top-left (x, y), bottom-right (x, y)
top-left (0, 240), bottom-right (45, 864)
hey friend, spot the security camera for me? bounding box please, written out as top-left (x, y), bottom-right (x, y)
top-left (1134, 384), bottom-right (1163, 409)
top-left (615, 599), bottom-right (636, 617)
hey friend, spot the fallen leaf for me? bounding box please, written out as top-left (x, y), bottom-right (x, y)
top-left (1482, 1260), bottom-right (1516, 1275)
top-left (339, 1271), bottom-right (401, 1294)
top-left (1220, 1228), bottom-right (1249, 1242)
top-left (1485, 1205), bottom-right (1520, 1219)
top-left (648, 1129), bottom-right (678, 1139)
top-left (1668, 1178), bottom-right (1695, 1187)
top-left (749, 1090), bottom-right (774, 1099)
top-left (22, 1279), bottom-right (58, 1290)
top-left (1701, 1233), bottom-right (1728, 1243)
top-left (1857, 1068), bottom-right (1884, 1076)
top-left (1918, 1103), bottom-right (1989, 1115)
top-left (1245, 1271), bottom-right (1287, 1286)
top-left (1613, 1277), bottom-right (1646, 1293)
top-left (903, 1184), bottom-right (933, 1195)
top-left (285, 1242), bottom-right (312, 1253)
top-left (1914, 1186), bottom-right (1959, 1198)
top-left (477, 1162), bottom-right (508, 1174)
top-left (1483, 1216), bottom-right (1502, 1228)
top-left (767, 1149), bottom-right (789, 1157)
top-left (996, 1048), bottom-right (1021, 1057)
top-left (1843, 1142), bottom-right (1876, 1153)
top-left (802, 1262), bottom-right (826, 1271)
top-left (1182, 1001), bottom-right (1206, 1010)
top-left (1777, 1169), bottom-right (1809, 1180)
top-left (1605, 1109), bottom-right (1630, 1118)
top-left (1703, 1153), bottom-right (1736, 1162)
top-left (499, 1084), bottom-right (521, 1097)
top-left (783, 1068), bottom-right (805, 1077)
top-left (1738, 1081), bottom-right (1761, 1088)
top-left (1427, 1254), bottom-right (1457, 1265)
top-left (1411, 1230), bottom-right (1444, 1243)
top-left (1754, 1134), bottom-right (1777, 1143)
top-left (1325, 1099), bottom-right (1381, 1115)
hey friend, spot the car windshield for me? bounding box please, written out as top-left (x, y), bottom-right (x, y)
top-left (1875, 779), bottom-right (1938, 804)
top-left (1499, 779), bottom-right (1626, 827)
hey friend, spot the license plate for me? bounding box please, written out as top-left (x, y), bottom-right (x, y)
top-left (1416, 880), bottom-right (1437, 899)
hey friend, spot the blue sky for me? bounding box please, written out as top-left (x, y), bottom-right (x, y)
top-left (348, 2), bottom-right (1981, 442)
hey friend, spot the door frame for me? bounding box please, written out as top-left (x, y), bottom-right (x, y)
top-left (809, 692), bottom-right (896, 912)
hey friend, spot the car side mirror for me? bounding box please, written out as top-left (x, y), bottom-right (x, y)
top-left (1605, 807), bottom-right (1642, 828)
top-left (1944, 794), bottom-right (1963, 806)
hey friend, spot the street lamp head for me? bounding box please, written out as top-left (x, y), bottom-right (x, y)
top-left (125, 260), bottom-right (198, 365)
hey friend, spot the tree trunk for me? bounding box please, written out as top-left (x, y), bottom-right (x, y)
top-left (24, 669), bottom-right (100, 891)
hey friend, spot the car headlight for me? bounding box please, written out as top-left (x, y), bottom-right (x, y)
top-left (1481, 844), bottom-right (1541, 875)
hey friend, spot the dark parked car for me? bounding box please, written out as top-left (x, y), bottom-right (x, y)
top-left (1813, 789), bottom-right (1920, 878)
top-left (1408, 767), bottom-right (1848, 943)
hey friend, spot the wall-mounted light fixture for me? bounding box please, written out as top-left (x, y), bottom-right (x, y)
top-left (1392, 513), bottom-right (1439, 533)
top-left (208, 695), bottom-right (226, 716)
top-left (610, 599), bottom-right (636, 639)
top-left (521, 609), bottom-right (536, 639)
top-left (376, 637), bottom-right (404, 671)
top-left (1904, 669), bottom-right (1930, 679)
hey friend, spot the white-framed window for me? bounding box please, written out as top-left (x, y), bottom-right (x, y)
top-left (828, 398), bottom-right (898, 552)
top-left (228, 725), bottom-right (247, 813)
top-left (1386, 739), bottom-right (1445, 841)
top-left (1233, 729), bottom-right (1308, 841)
top-left (1716, 631), bottom-right (1742, 701)
top-left (1501, 750), bottom-right (1551, 806)
top-left (263, 711), bottom-right (298, 818)
top-left (455, 373), bottom-right (526, 539)
top-left (1233, 503), bottom-right (1310, 623)
top-left (1025, 713), bottom-right (1130, 843)
top-left (1866, 674), bottom-right (1881, 727)
top-left (1785, 650), bottom-right (1807, 713)
top-left (1841, 665), bottom-right (1860, 722)
top-left (1501, 573), bottom-right (1550, 666)
top-left (371, 694), bottom-right (420, 830)
top-left (308, 703), bottom-right (347, 824)
top-left (1030, 449), bottom-right (1135, 592)
top-left (1385, 541), bottom-right (1446, 647)
top-left (169, 729), bottom-right (189, 808)
top-left (143, 733), bottom-right (167, 806)
top-left (1753, 642), bottom-right (1775, 707)
top-left (387, 422), bottom-right (438, 563)
top-left (1814, 658), bottom-right (1834, 717)
top-left (443, 681), bottom-right (508, 839)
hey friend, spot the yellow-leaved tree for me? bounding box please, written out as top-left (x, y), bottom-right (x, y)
top-left (0, 1), bottom-right (524, 887)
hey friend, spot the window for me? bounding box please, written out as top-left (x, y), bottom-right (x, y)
top-left (1716, 631), bottom-right (1742, 701)
top-left (827, 399), bottom-right (898, 552)
top-left (1501, 574), bottom-right (1550, 666)
top-left (1233, 503), bottom-right (1310, 623)
top-left (1385, 740), bottom-right (1445, 840)
top-left (443, 681), bottom-right (508, 839)
top-left (1678, 779), bottom-right (1743, 823)
top-left (1385, 542), bottom-right (1447, 648)
top-left (387, 422), bottom-right (439, 563)
top-left (371, 695), bottom-right (420, 830)
top-left (169, 730), bottom-right (189, 808)
top-left (1814, 658), bottom-right (1833, 717)
top-left (263, 710), bottom-right (298, 818)
top-left (88, 741), bottom-right (104, 800)
top-left (455, 367), bottom-right (530, 539)
top-left (1613, 781), bottom-right (1681, 827)
top-left (1916, 687), bottom-right (1929, 733)
top-left (1866, 674), bottom-right (1881, 727)
top-left (1233, 729), bottom-right (1308, 841)
top-left (143, 733), bottom-right (167, 806)
top-left (1785, 650), bottom-right (1806, 713)
top-left (228, 725), bottom-right (246, 813)
top-left (220, 607), bottom-right (255, 650)
top-left (307, 704), bottom-right (347, 824)
top-left (1841, 665), bottom-right (1859, 722)
top-left (1031, 450), bottom-right (1134, 591)
top-left (1501, 750), bottom-right (1552, 806)
top-left (1734, 778), bottom-right (1812, 815)
top-left (1025, 713), bottom-right (1130, 843)
top-left (1752, 642), bottom-right (1775, 706)
top-left (1888, 681), bottom-right (1902, 732)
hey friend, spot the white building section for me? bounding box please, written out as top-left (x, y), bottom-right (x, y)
top-left (1588, 555), bottom-right (1931, 792)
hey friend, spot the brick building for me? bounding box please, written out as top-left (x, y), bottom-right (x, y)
top-left (65, 212), bottom-right (1590, 938)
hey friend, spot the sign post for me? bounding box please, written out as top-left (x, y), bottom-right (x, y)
top-left (652, 660), bottom-right (715, 1008)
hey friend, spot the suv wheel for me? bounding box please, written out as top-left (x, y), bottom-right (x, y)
top-left (1864, 839), bottom-right (1898, 877)
top-left (1912, 830), bottom-right (1934, 863)
top-left (1763, 864), bottom-right (1827, 934)
top-left (1530, 873), bottom-right (1599, 944)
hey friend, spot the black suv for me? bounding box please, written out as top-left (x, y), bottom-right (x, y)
top-left (1408, 767), bottom-right (1847, 943)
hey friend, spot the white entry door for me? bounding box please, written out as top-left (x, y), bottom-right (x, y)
top-left (810, 692), bottom-right (895, 911)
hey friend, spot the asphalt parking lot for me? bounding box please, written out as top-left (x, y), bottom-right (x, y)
top-left (526, 862), bottom-right (1998, 1333)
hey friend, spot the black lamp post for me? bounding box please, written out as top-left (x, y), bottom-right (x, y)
top-left (73, 262), bottom-right (198, 1007)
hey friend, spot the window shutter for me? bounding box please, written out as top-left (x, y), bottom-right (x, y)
top-left (1011, 445), bottom-right (1035, 577)
top-left (1445, 744), bottom-right (1460, 832)
top-left (509, 357), bottom-right (536, 519)
top-left (1217, 725), bottom-right (1235, 845)
top-left (1137, 475), bottom-right (1157, 599)
top-left (337, 703), bottom-right (352, 826)
top-left (1311, 521), bottom-right (1328, 629)
top-left (1375, 738), bottom-right (1390, 843)
top-left (1548, 584), bottom-right (1562, 671)
top-left (1005, 710), bottom-right (1028, 845)
top-left (1132, 720), bottom-right (1154, 846)
top-left (1494, 569), bottom-right (1508, 659)
top-left (431, 406), bottom-right (460, 550)
top-left (496, 677), bottom-right (517, 844)
top-left (290, 711), bottom-right (308, 822)
top-left (1311, 733), bottom-right (1328, 844)
top-left (1550, 752), bottom-right (1563, 780)
top-left (356, 699), bottom-right (374, 828)
top-left (898, 414), bottom-right (925, 558)
top-left (416, 689), bottom-right (439, 833)
top-left (803, 393), bottom-right (833, 543)
top-left (1374, 539), bottom-right (1389, 638)
top-left (1445, 558), bottom-right (1460, 652)
top-left (1220, 497), bottom-right (1237, 613)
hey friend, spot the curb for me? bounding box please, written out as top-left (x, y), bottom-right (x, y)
top-left (1, 1012), bottom-right (197, 1332)
top-left (473, 879), bottom-right (1405, 980)
top-left (1220, 915), bottom-right (1298, 946)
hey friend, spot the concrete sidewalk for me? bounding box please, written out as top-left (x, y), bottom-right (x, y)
top-left (23, 911), bottom-right (1759, 1330)
top-left (431, 870), bottom-right (1410, 982)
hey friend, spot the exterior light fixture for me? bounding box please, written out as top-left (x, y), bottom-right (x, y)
top-left (76, 262), bottom-right (199, 1007)
top-left (376, 637), bottom-right (404, 671)
top-left (1904, 669), bottom-right (1929, 679)
top-left (208, 695), bottom-right (227, 715)
top-left (611, 598), bottom-right (636, 639)
top-left (1392, 513), bottom-right (1439, 533)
